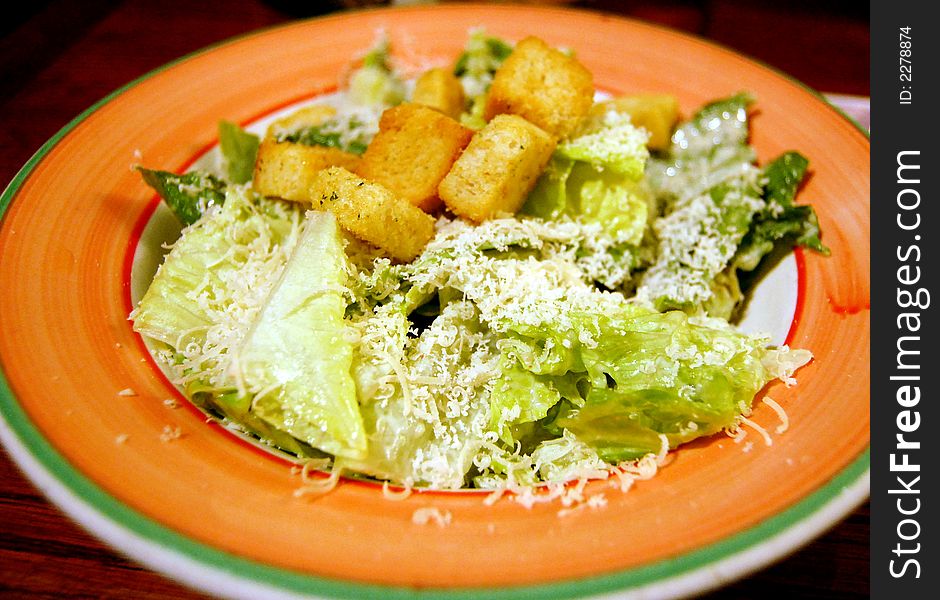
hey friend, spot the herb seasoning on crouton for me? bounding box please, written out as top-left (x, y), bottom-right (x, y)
top-left (311, 166), bottom-right (436, 262)
top-left (357, 103), bottom-right (473, 212)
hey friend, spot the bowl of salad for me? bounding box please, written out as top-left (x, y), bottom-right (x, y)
top-left (0, 4), bottom-right (870, 599)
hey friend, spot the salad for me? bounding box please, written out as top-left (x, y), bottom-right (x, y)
top-left (131, 31), bottom-right (827, 497)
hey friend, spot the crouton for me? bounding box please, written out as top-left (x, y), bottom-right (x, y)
top-left (357, 103), bottom-right (473, 212)
top-left (438, 114), bottom-right (555, 222)
top-left (310, 166), bottom-right (436, 262)
top-left (591, 94), bottom-right (680, 151)
top-left (253, 138), bottom-right (361, 200)
top-left (265, 104), bottom-right (337, 139)
top-left (484, 36), bottom-right (594, 139)
top-left (411, 68), bottom-right (466, 120)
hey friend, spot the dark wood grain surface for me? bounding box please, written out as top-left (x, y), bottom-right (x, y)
top-left (0, 1), bottom-right (869, 598)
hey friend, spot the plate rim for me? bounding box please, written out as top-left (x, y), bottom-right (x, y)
top-left (0, 4), bottom-right (870, 599)
top-left (0, 382), bottom-right (871, 599)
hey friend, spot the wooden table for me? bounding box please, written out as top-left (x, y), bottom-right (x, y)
top-left (0, 1), bottom-right (869, 597)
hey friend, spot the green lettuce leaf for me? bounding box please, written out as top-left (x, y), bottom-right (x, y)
top-left (279, 120), bottom-right (369, 155)
top-left (189, 386), bottom-right (315, 457)
top-left (638, 94), bottom-right (830, 318)
top-left (436, 249), bottom-right (780, 461)
top-left (746, 151), bottom-right (829, 260)
top-left (645, 93), bottom-right (756, 205)
top-left (521, 112), bottom-right (651, 264)
top-left (131, 189), bottom-right (379, 459)
top-left (218, 120), bottom-right (260, 184)
top-left (137, 167), bottom-right (226, 226)
top-left (671, 92), bottom-right (754, 156)
top-left (706, 152), bottom-right (829, 319)
top-left (500, 303), bottom-right (793, 461)
top-left (453, 30), bottom-right (513, 129)
top-left (454, 33), bottom-right (513, 78)
top-left (488, 358), bottom-right (564, 445)
top-left (556, 110), bottom-right (650, 179)
top-left (637, 171), bottom-right (765, 314)
top-left (571, 166), bottom-right (650, 245)
top-left (521, 112), bottom-right (652, 289)
top-left (236, 211), bottom-right (367, 460)
top-left (524, 160), bottom-right (650, 245)
top-left (522, 157), bottom-right (573, 219)
top-left (130, 187), bottom-right (297, 346)
top-left (343, 301), bottom-right (495, 488)
top-left (347, 37), bottom-right (405, 108)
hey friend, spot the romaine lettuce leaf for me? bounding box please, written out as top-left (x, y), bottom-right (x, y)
top-left (130, 187), bottom-right (298, 347)
top-left (218, 120), bottom-right (260, 184)
top-left (134, 201), bottom-right (368, 460)
top-left (645, 93), bottom-right (756, 206)
top-left (671, 92), bottom-right (753, 156)
top-left (569, 166), bottom-right (650, 245)
top-left (137, 167), bottom-right (227, 226)
top-left (235, 211), bottom-right (367, 460)
top-left (347, 37), bottom-right (405, 108)
top-left (698, 152), bottom-right (828, 319)
top-left (343, 300), bottom-right (496, 488)
top-left (488, 358), bottom-right (564, 445)
top-left (189, 386), bottom-right (315, 457)
top-left (524, 160), bottom-right (650, 245)
top-left (454, 32), bottom-right (513, 80)
top-left (637, 171), bottom-right (765, 313)
top-left (497, 302), bottom-right (800, 461)
top-left (745, 151), bottom-right (830, 261)
top-left (398, 225), bottom-right (803, 463)
top-left (638, 94), bottom-right (830, 318)
top-left (279, 119), bottom-right (369, 155)
top-left (556, 109), bottom-right (650, 179)
top-left (454, 30), bottom-right (513, 129)
top-left (522, 157), bottom-right (573, 219)
top-left (521, 112), bottom-right (652, 288)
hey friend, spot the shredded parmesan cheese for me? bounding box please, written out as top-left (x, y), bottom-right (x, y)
top-left (558, 492), bottom-right (608, 517)
top-left (294, 461), bottom-right (342, 498)
top-left (738, 416), bottom-right (773, 447)
top-left (483, 487), bottom-right (507, 506)
top-left (382, 481), bottom-right (413, 501)
top-left (726, 424), bottom-right (748, 444)
top-left (298, 458), bottom-right (332, 479)
top-left (411, 507), bottom-right (452, 527)
top-left (159, 425), bottom-right (182, 442)
top-left (762, 396), bottom-right (789, 434)
top-left (117, 388), bottom-right (137, 397)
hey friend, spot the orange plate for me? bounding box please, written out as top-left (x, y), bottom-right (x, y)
top-left (0, 4), bottom-right (869, 599)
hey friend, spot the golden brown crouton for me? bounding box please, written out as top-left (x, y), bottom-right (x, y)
top-left (438, 114), bottom-right (555, 222)
top-left (484, 36), bottom-right (594, 139)
top-left (591, 94), bottom-right (680, 151)
top-left (411, 68), bottom-right (466, 120)
top-left (253, 138), bottom-right (361, 200)
top-left (356, 103), bottom-right (473, 212)
top-left (310, 166), bottom-right (436, 262)
top-left (265, 104), bottom-right (337, 139)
